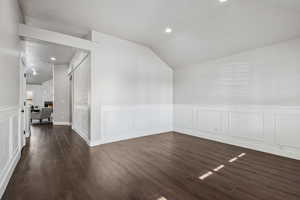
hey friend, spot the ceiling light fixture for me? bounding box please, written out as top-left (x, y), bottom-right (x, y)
top-left (50, 57), bottom-right (56, 61)
top-left (32, 69), bottom-right (37, 76)
top-left (219, 0), bottom-right (228, 3)
top-left (165, 27), bottom-right (172, 34)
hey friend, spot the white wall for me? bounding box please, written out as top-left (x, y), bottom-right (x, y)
top-left (0, 0), bottom-right (22, 198)
top-left (0, 0), bottom-right (21, 107)
top-left (174, 38), bottom-right (300, 105)
top-left (26, 80), bottom-right (53, 106)
top-left (26, 84), bottom-right (43, 106)
top-left (42, 79), bottom-right (53, 102)
top-left (53, 65), bottom-right (70, 125)
top-left (174, 38), bottom-right (300, 160)
top-left (90, 31), bottom-right (173, 145)
top-left (72, 54), bottom-right (90, 143)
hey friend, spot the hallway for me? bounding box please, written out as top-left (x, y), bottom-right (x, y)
top-left (2, 125), bottom-right (300, 200)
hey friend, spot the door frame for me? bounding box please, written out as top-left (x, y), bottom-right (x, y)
top-left (19, 53), bottom-right (27, 148)
top-left (18, 24), bottom-right (95, 144)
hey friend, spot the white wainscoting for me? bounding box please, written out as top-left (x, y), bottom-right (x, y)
top-left (53, 122), bottom-right (71, 126)
top-left (92, 104), bottom-right (173, 145)
top-left (72, 105), bottom-right (90, 145)
top-left (0, 106), bottom-right (21, 198)
top-left (174, 104), bottom-right (300, 160)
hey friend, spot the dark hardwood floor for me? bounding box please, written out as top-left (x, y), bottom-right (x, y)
top-left (2, 125), bottom-right (300, 200)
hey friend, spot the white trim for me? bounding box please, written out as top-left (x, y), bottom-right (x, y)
top-left (72, 126), bottom-right (90, 145)
top-left (18, 24), bottom-right (94, 51)
top-left (90, 131), bottom-right (172, 147)
top-left (89, 50), bottom-right (97, 147)
top-left (174, 104), bottom-right (300, 160)
top-left (0, 106), bottom-right (19, 113)
top-left (174, 104), bottom-right (300, 111)
top-left (89, 139), bottom-right (102, 147)
top-left (0, 150), bottom-right (21, 198)
top-left (175, 128), bottom-right (300, 160)
top-left (92, 104), bottom-right (173, 146)
top-left (53, 122), bottom-right (71, 126)
top-left (0, 105), bottom-right (20, 199)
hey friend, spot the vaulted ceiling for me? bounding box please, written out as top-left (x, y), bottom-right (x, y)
top-left (19, 0), bottom-right (300, 68)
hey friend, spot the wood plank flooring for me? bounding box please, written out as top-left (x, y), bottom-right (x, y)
top-left (2, 124), bottom-right (300, 200)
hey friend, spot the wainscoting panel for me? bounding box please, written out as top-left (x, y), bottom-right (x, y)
top-left (275, 113), bottom-right (300, 149)
top-left (99, 104), bottom-right (173, 144)
top-left (195, 109), bottom-right (224, 134)
top-left (0, 118), bottom-right (10, 171)
top-left (103, 108), bottom-right (133, 138)
top-left (72, 105), bottom-right (90, 144)
top-left (174, 104), bottom-right (300, 160)
top-left (229, 111), bottom-right (264, 141)
top-left (10, 114), bottom-right (19, 155)
top-left (174, 105), bottom-right (194, 130)
top-left (0, 106), bottom-right (21, 198)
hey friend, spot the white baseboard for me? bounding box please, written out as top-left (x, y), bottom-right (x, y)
top-left (92, 104), bottom-right (173, 147)
top-left (0, 151), bottom-right (21, 198)
top-left (90, 129), bottom-right (172, 147)
top-left (175, 128), bottom-right (300, 160)
top-left (53, 121), bottom-right (71, 126)
top-left (89, 139), bottom-right (102, 147)
top-left (174, 104), bottom-right (300, 160)
top-left (72, 126), bottom-right (90, 145)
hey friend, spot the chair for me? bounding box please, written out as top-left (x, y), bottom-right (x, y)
top-left (31, 107), bottom-right (53, 123)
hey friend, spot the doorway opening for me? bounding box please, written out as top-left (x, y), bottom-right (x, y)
top-left (20, 38), bottom-right (85, 137)
top-left (18, 25), bottom-right (92, 147)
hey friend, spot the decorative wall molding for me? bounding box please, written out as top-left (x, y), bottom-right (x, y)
top-left (0, 151), bottom-right (20, 198)
top-left (228, 111), bottom-right (264, 141)
top-left (174, 104), bottom-right (300, 160)
top-left (53, 122), bottom-right (71, 126)
top-left (274, 113), bottom-right (300, 149)
top-left (91, 104), bottom-right (173, 146)
top-left (0, 106), bottom-right (19, 113)
top-left (72, 105), bottom-right (89, 145)
top-left (0, 106), bottom-right (21, 198)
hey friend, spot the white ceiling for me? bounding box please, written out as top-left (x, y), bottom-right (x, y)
top-left (19, 0), bottom-right (300, 68)
top-left (22, 40), bottom-right (75, 84)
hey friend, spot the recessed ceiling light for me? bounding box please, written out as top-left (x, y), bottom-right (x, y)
top-left (165, 27), bottom-right (172, 34)
top-left (50, 57), bottom-right (56, 61)
top-left (219, 0), bottom-right (228, 3)
top-left (32, 70), bottom-right (37, 76)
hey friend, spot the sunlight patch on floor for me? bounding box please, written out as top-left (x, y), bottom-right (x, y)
top-left (198, 153), bottom-right (247, 181)
top-left (213, 165), bottom-right (225, 172)
top-left (229, 157), bottom-right (238, 163)
top-left (199, 171), bottom-right (213, 180)
top-left (157, 196), bottom-right (167, 200)
top-left (238, 153), bottom-right (246, 158)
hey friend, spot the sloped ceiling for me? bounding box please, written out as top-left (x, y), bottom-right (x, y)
top-left (19, 0), bottom-right (300, 68)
